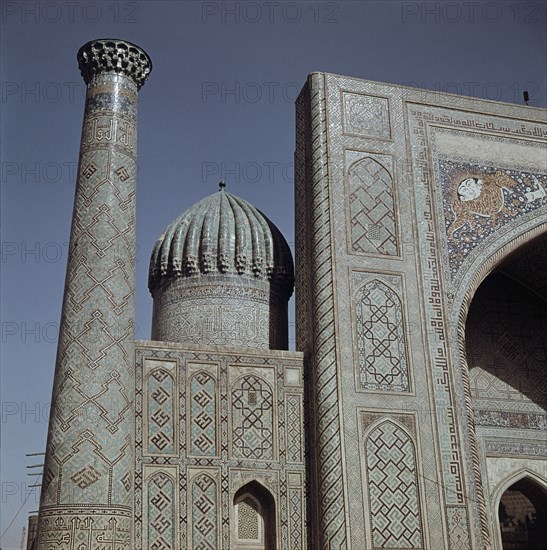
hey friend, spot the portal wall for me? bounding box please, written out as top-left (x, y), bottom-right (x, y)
top-left (295, 72), bottom-right (546, 549)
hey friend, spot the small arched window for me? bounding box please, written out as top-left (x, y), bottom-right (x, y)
top-left (233, 481), bottom-right (276, 549)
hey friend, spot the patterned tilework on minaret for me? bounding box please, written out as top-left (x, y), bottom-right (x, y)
top-left (36, 40), bottom-right (151, 549)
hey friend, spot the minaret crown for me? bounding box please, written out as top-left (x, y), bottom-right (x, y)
top-left (77, 38), bottom-right (152, 90)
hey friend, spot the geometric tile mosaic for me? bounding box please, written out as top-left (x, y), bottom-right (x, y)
top-left (342, 92), bottom-right (391, 139)
top-left (289, 487), bottom-right (304, 549)
top-left (232, 376), bottom-right (274, 460)
top-left (237, 496), bottom-right (260, 540)
top-left (286, 394), bottom-right (303, 462)
top-left (364, 420), bottom-right (424, 549)
top-left (295, 73), bottom-right (348, 547)
top-left (37, 40), bottom-right (147, 545)
top-left (134, 346), bottom-right (305, 549)
top-left (447, 506), bottom-right (471, 550)
top-left (348, 157), bottom-right (398, 256)
top-left (355, 277), bottom-right (410, 392)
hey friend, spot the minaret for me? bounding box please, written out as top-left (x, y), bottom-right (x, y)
top-left (36, 39), bottom-right (151, 548)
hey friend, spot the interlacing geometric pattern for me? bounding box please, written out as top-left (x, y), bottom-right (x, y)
top-left (286, 395), bottom-right (303, 462)
top-left (289, 487), bottom-right (304, 549)
top-left (365, 421), bottom-right (424, 549)
top-left (348, 157), bottom-right (398, 256)
top-left (237, 497), bottom-right (260, 540)
top-left (356, 279), bottom-right (409, 391)
top-left (147, 369), bottom-right (175, 455)
top-left (190, 372), bottom-right (217, 456)
top-left (191, 474), bottom-right (218, 549)
top-left (148, 472), bottom-right (175, 549)
top-left (232, 376), bottom-right (274, 460)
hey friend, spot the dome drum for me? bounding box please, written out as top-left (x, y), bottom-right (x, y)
top-left (151, 275), bottom-right (289, 350)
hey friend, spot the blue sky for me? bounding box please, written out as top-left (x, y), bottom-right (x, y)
top-left (1, 0), bottom-right (546, 546)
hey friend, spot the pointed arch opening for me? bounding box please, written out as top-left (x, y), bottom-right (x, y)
top-left (459, 231), bottom-right (547, 544)
top-left (465, 233), bottom-right (547, 417)
top-left (498, 476), bottom-right (547, 549)
top-left (233, 480), bottom-right (276, 550)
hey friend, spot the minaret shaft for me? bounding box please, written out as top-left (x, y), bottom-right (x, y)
top-left (37, 40), bottom-right (151, 549)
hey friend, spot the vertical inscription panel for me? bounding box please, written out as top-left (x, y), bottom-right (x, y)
top-left (144, 359), bottom-right (177, 456)
top-left (190, 471), bottom-right (219, 550)
top-left (189, 371), bottom-right (218, 457)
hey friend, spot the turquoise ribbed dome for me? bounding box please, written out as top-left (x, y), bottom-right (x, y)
top-left (148, 187), bottom-right (294, 297)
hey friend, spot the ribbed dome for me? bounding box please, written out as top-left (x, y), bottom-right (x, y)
top-left (149, 186), bottom-right (294, 297)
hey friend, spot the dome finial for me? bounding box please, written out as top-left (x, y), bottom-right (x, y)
top-left (219, 180), bottom-right (226, 191)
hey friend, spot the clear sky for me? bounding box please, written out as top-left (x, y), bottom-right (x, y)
top-left (1, 0), bottom-right (546, 546)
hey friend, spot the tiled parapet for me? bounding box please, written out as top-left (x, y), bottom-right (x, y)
top-left (36, 40), bottom-right (151, 549)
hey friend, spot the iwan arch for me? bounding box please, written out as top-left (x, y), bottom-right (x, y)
top-left (30, 39), bottom-right (546, 549)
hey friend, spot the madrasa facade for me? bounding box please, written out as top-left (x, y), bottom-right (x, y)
top-left (30, 39), bottom-right (546, 550)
